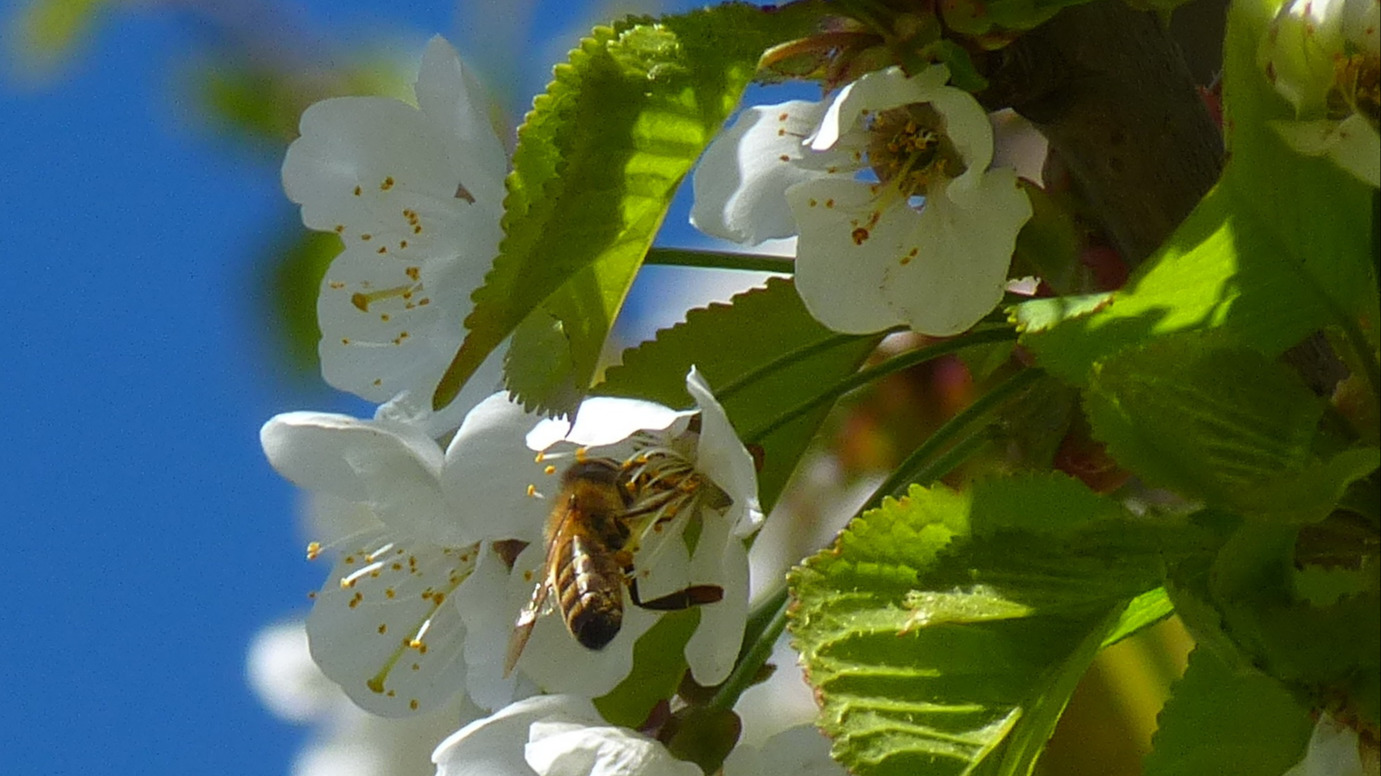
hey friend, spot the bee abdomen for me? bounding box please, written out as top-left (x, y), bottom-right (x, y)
top-left (556, 534), bottom-right (624, 650)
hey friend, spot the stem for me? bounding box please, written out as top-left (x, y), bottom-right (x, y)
top-left (867, 368), bottom-right (1042, 509)
top-left (709, 593), bottom-right (788, 712)
top-left (715, 331), bottom-right (897, 401)
top-left (743, 327), bottom-right (1018, 443)
top-left (644, 247), bottom-right (795, 274)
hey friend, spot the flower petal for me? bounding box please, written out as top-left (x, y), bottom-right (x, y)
top-left (443, 391), bottom-right (552, 544)
top-left (528, 397), bottom-right (687, 452)
top-left (1274, 115), bottom-right (1381, 188)
top-left (315, 243), bottom-right (465, 403)
top-left (261, 411), bottom-right (467, 543)
top-left (282, 95), bottom-right (496, 259)
top-left (453, 547), bottom-right (528, 710)
top-left (526, 717), bottom-right (701, 776)
top-left (690, 100), bottom-right (831, 244)
top-left (434, 695), bottom-right (597, 776)
top-left (784, 178), bottom-right (910, 334)
top-left (247, 621), bottom-right (337, 723)
top-left (306, 529), bottom-right (477, 716)
top-left (681, 520), bottom-right (748, 686)
top-left (879, 167), bottom-right (1031, 335)
top-left (810, 65), bottom-right (950, 151)
top-left (685, 368), bottom-right (762, 535)
top-left (414, 36), bottom-right (508, 212)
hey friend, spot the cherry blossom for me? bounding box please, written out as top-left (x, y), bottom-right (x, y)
top-left (691, 65), bottom-right (1032, 335)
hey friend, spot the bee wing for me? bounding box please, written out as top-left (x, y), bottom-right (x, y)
top-left (503, 494), bottom-right (576, 677)
top-left (503, 574), bottom-right (549, 677)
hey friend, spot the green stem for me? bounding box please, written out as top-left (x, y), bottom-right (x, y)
top-left (644, 247), bottom-right (795, 274)
top-left (743, 327), bottom-right (1018, 443)
top-left (715, 331), bottom-right (896, 401)
top-left (709, 592), bottom-right (789, 712)
top-left (861, 368), bottom-right (1043, 512)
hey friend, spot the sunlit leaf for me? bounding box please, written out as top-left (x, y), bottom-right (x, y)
top-left (432, 2), bottom-right (827, 416)
top-left (1084, 333), bottom-right (1380, 524)
top-left (789, 475), bottom-right (1211, 776)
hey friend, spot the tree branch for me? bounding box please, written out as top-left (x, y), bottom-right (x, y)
top-left (978, 0), bottom-right (1225, 266)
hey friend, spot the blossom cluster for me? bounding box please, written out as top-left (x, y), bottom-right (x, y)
top-left (256, 35), bottom-right (790, 776)
top-left (254, 28), bottom-right (1037, 776)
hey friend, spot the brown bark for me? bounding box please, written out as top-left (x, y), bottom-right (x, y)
top-left (978, 0), bottom-right (1225, 267)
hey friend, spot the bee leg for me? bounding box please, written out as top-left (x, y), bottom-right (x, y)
top-left (628, 578), bottom-right (724, 611)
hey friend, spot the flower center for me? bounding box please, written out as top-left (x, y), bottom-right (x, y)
top-left (866, 104), bottom-right (967, 196)
top-left (1330, 52), bottom-right (1380, 131)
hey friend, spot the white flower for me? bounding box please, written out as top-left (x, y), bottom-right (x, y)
top-left (499, 368), bottom-right (762, 696)
top-left (691, 65), bottom-right (1033, 336)
top-left (260, 369), bottom-right (759, 712)
top-left (1260, 0), bottom-right (1380, 186)
top-left (260, 394), bottom-right (550, 715)
top-left (282, 36), bottom-right (509, 429)
top-left (432, 695), bottom-right (700, 776)
top-left (248, 620), bottom-right (483, 776)
top-left (1282, 712), bottom-right (1376, 776)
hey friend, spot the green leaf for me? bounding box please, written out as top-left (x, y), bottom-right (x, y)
top-left (1143, 645), bottom-right (1314, 776)
top-left (1209, 524), bottom-right (1381, 726)
top-left (1084, 333), bottom-right (1381, 524)
top-left (597, 277), bottom-right (881, 513)
top-left (788, 475), bottom-right (1199, 776)
top-left (1021, 0), bottom-right (1377, 385)
top-left (433, 2), bottom-right (826, 416)
top-left (1101, 587), bottom-right (1176, 648)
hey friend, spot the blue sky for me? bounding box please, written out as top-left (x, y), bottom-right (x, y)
top-left (0, 2), bottom-right (717, 773)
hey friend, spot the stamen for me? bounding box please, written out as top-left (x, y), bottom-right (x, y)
top-left (350, 283), bottom-right (421, 313)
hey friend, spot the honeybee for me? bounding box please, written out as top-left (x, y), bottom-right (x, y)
top-left (504, 457), bottom-right (724, 676)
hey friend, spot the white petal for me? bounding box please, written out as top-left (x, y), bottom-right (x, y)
top-left (810, 65), bottom-right (951, 151)
top-left (784, 178), bottom-right (910, 334)
top-left (261, 412), bottom-right (463, 543)
top-left (415, 36), bottom-right (508, 212)
top-left (246, 620), bottom-right (338, 723)
top-left (690, 100), bottom-right (832, 244)
top-left (879, 168), bottom-right (1031, 335)
top-left (1328, 114), bottom-right (1381, 188)
top-left (307, 493), bottom-right (386, 547)
top-left (682, 522), bottom-right (748, 686)
top-left (434, 695), bottom-right (597, 776)
top-left (685, 368), bottom-right (762, 535)
top-left (306, 529), bottom-right (476, 716)
top-left (526, 719), bottom-right (700, 776)
top-left (282, 96), bottom-right (495, 258)
top-left (925, 85), bottom-right (997, 199)
top-left (453, 547), bottom-right (526, 710)
top-left (528, 398), bottom-right (686, 451)
top-left (1276, 114), bottom-right (1381, 188)
top-left (443, 392), bottom-right (552, 544)
top-left (373, 340), bottom-right (506, 439)
top-left (1283, 712), bottom-right (1368, 776)
top-left (316, 242), bottom-right (465, 403)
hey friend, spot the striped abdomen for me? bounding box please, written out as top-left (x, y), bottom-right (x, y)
top-left (554, 530), bottom-right (625, 650)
